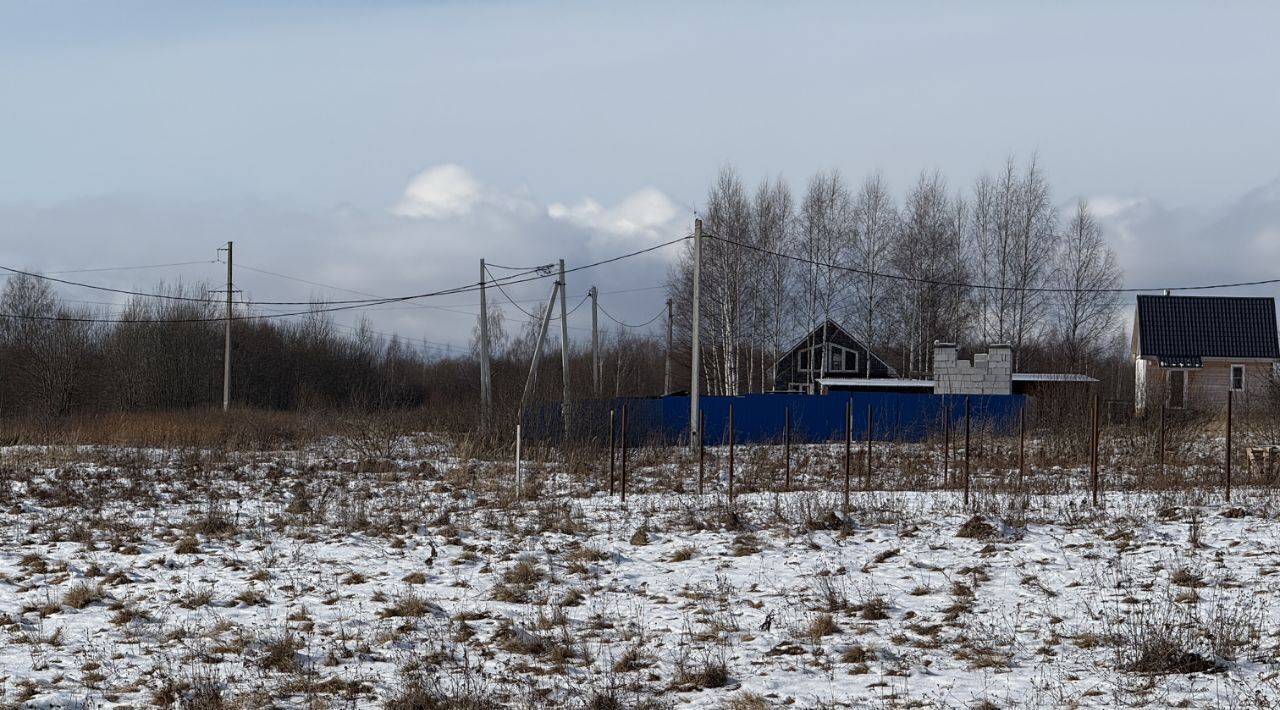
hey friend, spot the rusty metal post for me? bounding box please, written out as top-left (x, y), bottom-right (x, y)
top-left (943, 400), bottom-right (950, 489)
top-left (864, 402), bottom-right (873, 492)
top-left (697, 409), bottom-right (705, 495)
top-left (963, 397), bottom-right (971, 508)
top-left (1158, 403), bottom-right (1166, 484)
top-left (608, 408), bottom-right (616, 496)
top-left (620, 404), bottom-right (628, 503)
top-left (1090, 394), bottom-right (1100, 507)
top-left (843, 398), bottom-right (852, 514)
top-left (783, 405), bottom-right (791, 491)
top-left (727, 404), bottom-right (735, 503)
top-left (1226, 389), bottom-right (1233, 502)
top-left (1018, 404), bottom-right (1026, 492)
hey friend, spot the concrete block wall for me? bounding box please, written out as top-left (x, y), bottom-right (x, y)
top-left (933, 342), bottom-right (1013, 395)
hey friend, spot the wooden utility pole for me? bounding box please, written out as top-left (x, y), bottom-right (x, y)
top-left (222, 241), bottom-right (233, 412)
top-left (590, 286), bottom-right (600, 398)
top-left (664, 297), bottom-right (673, 395)
top-left (689, 218), bottom-right (702, 450)
top-left (558, 260), bottom-right (571, 436)
top-left (479, 259), bottom-right (493, 428)
top-left (518, 281), bottom-right (561, 424)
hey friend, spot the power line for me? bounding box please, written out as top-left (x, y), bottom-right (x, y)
top-left (236, 263), bottom-right (382, 298)
top-left (706, 233), bottom-right (1280, 294)
top-left (0, 235), bottom-right (691, 325)
top-left (598, 300), bottom-right (666, 329)
top-left (43, 259), bottom-right (217, 275)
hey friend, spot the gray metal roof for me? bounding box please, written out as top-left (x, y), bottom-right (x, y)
top-left (1136, 295), bottom-right (1279, 360)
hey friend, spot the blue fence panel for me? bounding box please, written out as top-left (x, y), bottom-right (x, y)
top-left (526, 392), bottom-right (1027, 445)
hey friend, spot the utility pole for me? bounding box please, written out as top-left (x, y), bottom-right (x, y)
top-left (558, 259), bottom-right (571, 436)
top-left (222, 241), bottom-right (233, 412)
top-left (479, 259), bottom-right (492, 429)
top-left (689, 218), bottom-right (702, 450)
top-left (590, 286), bottom-right (600, 398)
top-left (664, 297), bottom-right (673, 395)
top-left (518, 280), bottom-right (561, 423)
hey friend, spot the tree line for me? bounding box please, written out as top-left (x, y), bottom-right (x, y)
top-left (666, 158), bottom-right (1126, 395)
top-left (0, 271), bottom-right (667, 426)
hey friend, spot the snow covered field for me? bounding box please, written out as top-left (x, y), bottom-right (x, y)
top-left (1, 439), bottom-right (1278, 709)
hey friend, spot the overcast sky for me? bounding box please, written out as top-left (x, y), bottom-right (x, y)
top-left (2, 1), bottom-right (1278, 354)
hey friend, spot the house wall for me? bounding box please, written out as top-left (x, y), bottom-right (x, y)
top-left (1136, 358), bottom-right (1274, 412)
top-left (775, 323), bottom-right (894, 391)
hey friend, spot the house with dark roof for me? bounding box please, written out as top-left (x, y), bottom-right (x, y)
top-left (773, 320), bottom-right (897, 392)
top-left (1132, 294), bottom-right (1279, 412)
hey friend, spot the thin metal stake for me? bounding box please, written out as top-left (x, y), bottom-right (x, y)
top-left (784, 406), bottom-right (791, 491)
top-left (727, 404), bottom-right (735, 503)
top-left (864, 402), bottom-right (873, 492)
top-left (963, 397), bottom-right (971, 508)
top-left (620, 404), bottom-right (628, 503)
top-left (843, 399), bottom-right (852, 514)
top-left (608, 408), bottom-right (615, 496)
top-left (1226, 389), bottom-right (1233, 503)
top-left (697, 410), bottom-right (705, 495)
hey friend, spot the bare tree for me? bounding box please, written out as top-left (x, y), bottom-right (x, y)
top-left (1052, 199), bottom-right (1123, 370)
top-left (797, 170), bottom-right (854, 389)
top-left (751, 175), bottom-right (796, 390)
top-left (889, 171), bottom-right (971, 376)
top-left (850, 172), bottom-right (899, 378)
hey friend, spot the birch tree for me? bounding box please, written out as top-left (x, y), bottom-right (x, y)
top-left (1052, 199), bottom-right (1123, 370)
top-left (850, 172), bottom-right (899, 377)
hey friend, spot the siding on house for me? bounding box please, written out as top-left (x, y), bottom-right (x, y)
top-left (1136, 358), bottom-right (1272, 410)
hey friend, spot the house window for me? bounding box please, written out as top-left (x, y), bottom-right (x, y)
top-left (829, 346), bottom-right (859, 373)
top-left (1231, 365), bottom-right (1245, 392)
top-left (798, 347), bottom-right (823, 373)
top-left (1167, 370), bottom-right (1185, 409)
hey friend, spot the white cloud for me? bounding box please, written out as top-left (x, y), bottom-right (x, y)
top-left (547, 187), bottom-right (683, 244)
top-left (393, 164), bottom-right (483, 218)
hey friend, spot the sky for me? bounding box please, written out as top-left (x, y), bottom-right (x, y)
top-left (1, 1), bottom-right (1279, 355)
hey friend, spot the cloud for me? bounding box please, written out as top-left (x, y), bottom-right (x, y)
top-left (1090, 178), bottom-right (1280, 298)
top-left (547, 188), bottom-right (684, 246)
top-left (0, 165), bottom-right (690, 354)
top-left (393, 164), bottom-right (484, 218)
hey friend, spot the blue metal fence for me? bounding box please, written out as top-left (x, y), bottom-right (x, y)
top-left (527, 392), bottom-right (1027, 445)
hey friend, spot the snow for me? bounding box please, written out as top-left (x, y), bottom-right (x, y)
top-left (0, 440), bottom-right (1277, 708)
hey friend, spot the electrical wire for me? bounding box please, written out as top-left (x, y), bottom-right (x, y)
top-left (0, 235), bottom-right (691, 324)
top-left (597, 301), bottom-right (667, 329)
top-left (705, 233), bottom-right (1280, 294)
top-left (43, 259), bottom-right (218, 275)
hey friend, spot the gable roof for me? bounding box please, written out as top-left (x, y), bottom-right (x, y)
top-left (1135, 295), bottom-right (1279, 360)
top-left (779, 320), bottom-right (899, 377)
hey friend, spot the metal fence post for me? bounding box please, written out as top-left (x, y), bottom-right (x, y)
top-left (1226, 389), bottom-right (1233, 503)
top-left (608, 408), bottom-right (615, 496)
top-left (620, 404), bottom-right (628, 503)
top-left (864, 402), bottom-right (873, 492)
top-left (963, 397), bottom-right (971, 508)
top-left (727, 404), bottom-right (735, 503)
top-left (784, 405), bottom-right (791, 491)
top-left (843, 399), bottom-right (852, 515)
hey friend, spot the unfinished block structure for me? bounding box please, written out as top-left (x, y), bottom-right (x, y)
top-left (932, 342), bottom-right (1013, 395)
